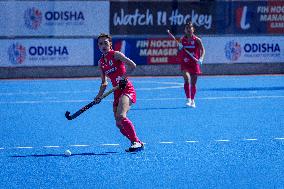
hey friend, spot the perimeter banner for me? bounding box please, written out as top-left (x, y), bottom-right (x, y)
top-left (110, 1), bottom-right (217, 35)
top-left (0, 1), bottom-right (109, 37)
top-left (204, 36), bottom-right (284, 64)
top-left (94, 36), bottom-right (284, 65)
top-left (0, 39), bottom-right (94, 67)
top-left (94, 37), bottom-right (181, 65)
top-left (232, 1), bottom-right (284, 34)
top-left (110, 1), bottom-right (284, 35)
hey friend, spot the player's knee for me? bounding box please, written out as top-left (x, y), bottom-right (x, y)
top-left (183, 77), bottom-right (190, 84)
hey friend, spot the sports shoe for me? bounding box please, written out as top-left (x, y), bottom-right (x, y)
top-left (190, 100), bottom-right (196, 108)
top-left (125, 141), bottom-right (144, 152)
top-left (186, 99), bottom-right (191, 107)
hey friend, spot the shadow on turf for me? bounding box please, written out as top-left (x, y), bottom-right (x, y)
top-left (10, 151), bottom-right (118, 158)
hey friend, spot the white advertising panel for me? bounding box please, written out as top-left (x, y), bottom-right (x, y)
top-left (0, 1), bottom-right (109, 36)
top-left (203, 36), bottom-right (284, 64)
top-left (0, 39), bottom-right (94, 67)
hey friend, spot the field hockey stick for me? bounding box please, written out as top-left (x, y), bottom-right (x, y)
top-left (65, 86), bottom-right (119, 120)
top-left (166, 29), bottom-right (199, 62)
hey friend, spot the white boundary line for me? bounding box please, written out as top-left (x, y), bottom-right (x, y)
top-left (160, 141), bottom-right (174, 144)
top-left (43, 146), bottom-right (61, 148)
top-left (243, 138), bottom-right (258, 141)
top-left (275, 138), bottom-right (284, 140)
top-left (69, 144), bottom-right (90, 147)
top-left (15, 146), bottom-right (33, 149)
top-left (1, 137), bottom-right (283, 151)
top-left (0, 82), bottom-right (183, 96)
top-left (186, 140), bottom-right (199, 143)
top-left (1, 95), bottom-right (284, 104)
top-left (215, 139), bottom-right (230, 142)
top-left (101, 144), bottom-right (120, 146)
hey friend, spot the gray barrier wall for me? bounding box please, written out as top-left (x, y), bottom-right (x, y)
top-left (1, 63), bottom-right (284, 79)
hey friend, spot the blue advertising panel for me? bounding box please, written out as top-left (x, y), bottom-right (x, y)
top-left (231, 1), bottom-right (284, 34)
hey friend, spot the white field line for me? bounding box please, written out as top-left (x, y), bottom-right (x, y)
top-left (243, 138), bottom-right (258, 141)
top-left (101, 144), bottom-right (120, 146)
top-left (0, 90), bottom-right (96, 96)
top-left (0, 99), bottom-right (90, 104)
top-left (274, 137), bottom-right (284, 140)
top-left (0, 84), bottom-right (183, 96)
top-left (1, 137), bottom-right (284, 151)
top-left (69, 144), bottom-right (90, 147)
top-left (43, 146), bottom-right (61, 148)
top-left (202, 96), bottom-right (284, 100)
top-left (186, 141), bottom-right (199, 143)
top-left (160, 141), bottom-right (174, 144)
top-left (1, 95), bottom-right (284, 104)
top-left (215, 139), bottom-right (230, 142)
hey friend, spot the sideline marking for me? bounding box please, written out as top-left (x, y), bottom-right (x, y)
top-left (186, 141), bottom-right (199, 143)
top-left (2, 137), bottom-right (284, 152)
top-left (1, 95), bottom-right (284, 104)
top-left (69, 144), bottom-right (90, 147)
top-left (160, 142), bottom-right (174, 144)
top-left (244, 138), bottom-right (258, 141)
top-left (215, 139), bottom-right (230, 142)
top-left (43, 146), bottom-right (61, 148)
top-left (15, 146), bottom-right (33, 149)
top-left (101, 144), bottom-right (120, 146)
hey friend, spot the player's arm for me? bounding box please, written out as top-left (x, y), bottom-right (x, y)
top-left (196, 37), bottom-right (205, 64)
top-left (94, 67), bottom-right (108, 103)
top-left (114, 51), bottom-right (136, 78)
top-left (177, 37), bottom-right (183, 51)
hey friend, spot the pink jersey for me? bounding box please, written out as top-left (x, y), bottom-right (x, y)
top-left (179, 35), bottom-right (202, 74)
top-left (98, 50), bottom-right (136, 106)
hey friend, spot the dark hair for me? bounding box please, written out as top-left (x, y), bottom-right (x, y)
top-left (97, 33), bottom-right (112, 43)
top-left (186, 21), bottom-right (194, 28)
top-left (185, 21), bottom-right (195, 32)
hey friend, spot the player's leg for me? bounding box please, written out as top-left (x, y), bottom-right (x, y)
top-left (189, 74), bottom-right (198, 108)
top-left (182, 70), bottom-right (191, 106)
top-left (114, 106), bottom-right (129, 140)
top-left (114, 95), bottom-right (143, 152)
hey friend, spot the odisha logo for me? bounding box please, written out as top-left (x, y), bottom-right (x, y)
top-left (24, 7), bottom-right (42, 30)
top-left (224, 40), bottom-right (241, 61)
top-left (8, 43), bottom-right (26, 64)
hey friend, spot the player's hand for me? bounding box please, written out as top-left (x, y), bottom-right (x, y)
top-left (94, 96), bottom-right (102, 104)
top-left (118, 77), bottom-right (128, 90)
top-left (197, 58), bottom-right (203, 65)
top-left (177, 43), bottom-right (183, 51)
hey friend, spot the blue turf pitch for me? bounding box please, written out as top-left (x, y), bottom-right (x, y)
top-left (0, 75), bottom-right (284, 188)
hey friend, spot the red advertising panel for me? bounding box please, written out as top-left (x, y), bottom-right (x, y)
top-left (94, 37), bottom-right (181, 65)
top-left (140, 38), bottom-right (180, 64)
top-left (266, 1), bottom-right (284, 33)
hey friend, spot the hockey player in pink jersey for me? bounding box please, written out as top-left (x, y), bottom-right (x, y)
top-left (94, 33), bottom-right (144, 152)
top-left (178, 22), bottom-right (205, 108)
